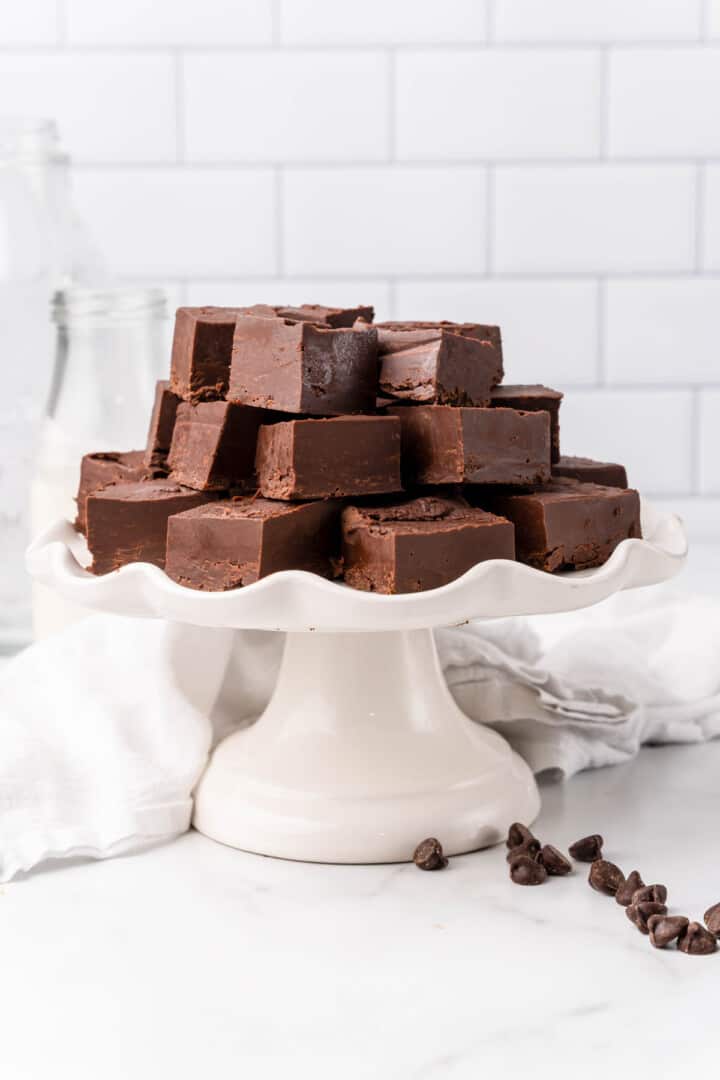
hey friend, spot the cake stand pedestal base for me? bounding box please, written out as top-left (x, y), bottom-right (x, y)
top-left (192, 628), bottom-right (540, 863)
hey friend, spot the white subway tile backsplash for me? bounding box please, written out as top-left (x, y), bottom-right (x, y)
top-left (185, 280), bottom-right (392, 320)
top-left (66, 0), bottom-right (273, 45)
top-left (699, 391), bottom-right (720, 494)
top-left (606, 279), bottom-right (720, 385)
top-left (702, 165), bottom-right (720, 269)
top-left (494, 166), bottom-right (696, 273)
top-left (72, 169), bottom-right (276, 276)
top-left (396, 50), bottom-right (601, 161)
top-left (0, 54), bottom-right (175, 163)
top-left (0, 1), bottom-right (60, 45)
top-left (184, 52), bottom-right (388, 163)
top-left (559, 389), bottom-right (694, 493)
top-left (279, 0), bottom-right (487, 44)
top-left (609, 49), bottom-right (720, 158)
top-left (494, 0), bottom-right (702, 42)
top-left (393, 279), bottom-right (598, 386)
top-left (283, 168), bottom-right (487, 275)
top-left (708, 0), bottom-right (720, 38)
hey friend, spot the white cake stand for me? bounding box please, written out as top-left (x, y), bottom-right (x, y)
top-left (27, 500), bottom-right (686, 864)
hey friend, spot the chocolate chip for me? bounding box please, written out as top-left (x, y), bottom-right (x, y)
top-left (647, 915), bottom-right (689, 949)
top-left (413, 837), bottom-right (448, 871)
top-left (506, 822), bottom-right (536, 850)
top-left (537, 844), bottom-right (572, 876)
top-left (615, 870), bottom-right (645, 907)
top-left (704, 902), bottom-right (720, 935)
top-left (588, 859), bottom-right (625, 896)
top-left (677, 922), bottom-right (717, 956)
top-left (569, 834), bottom-right (604, 862)
top-left (509, 854), bottom-right (547, 886)
top-left (626, 901), bottom-right (668, 934)
top-left (632, 883), bottom-right (668, 906)
top-left (505, 836), bottom-right (541, 863)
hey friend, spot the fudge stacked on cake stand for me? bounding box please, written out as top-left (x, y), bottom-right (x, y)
top-left (74, 304), bottom-right (641, 593)
top-left (29, 302), bottom-right (685, 864)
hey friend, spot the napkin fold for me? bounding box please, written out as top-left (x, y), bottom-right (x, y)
top-left (2, 586), bottom-right (719, 882)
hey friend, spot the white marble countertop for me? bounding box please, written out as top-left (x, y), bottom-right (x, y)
top-left (1, 547), bottom-right (718, 1080)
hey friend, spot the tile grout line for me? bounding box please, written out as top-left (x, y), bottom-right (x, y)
top-left (173, 50), bottom-right (185, 164)
top-left (596, 278), bottom-right (607, 385)
top-left (4, 40), bottom-right (720, 55)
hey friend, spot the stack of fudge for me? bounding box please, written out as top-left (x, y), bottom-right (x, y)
top-left (75, 303), bottom-right (641, 594)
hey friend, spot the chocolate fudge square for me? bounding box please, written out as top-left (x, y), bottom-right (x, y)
top-left (256, 416), bottom-right (402, 500)
top-left (75, 450), bottom-right (146, 534)
top-left (375, 321), bottom-right (503, 383)
top-left (479, 478), bottom-right (642, 573)
top-left (389, 405), bottom-right (551, 486)
top-left (376, 326), bottom-right (498, 406)
top-left (144, 380), bottom-right (181, 470)
top-left (342, 496), bottom-right (515, 594)
top-left (168, 400), bottom-right (276, 492)
top-left (165, 498), bottom-right (342, 590)
top-left (553, 455), bottom-right (628, 488)
top-left (490, 385), bottom-right (563, 463)
top-left (229, 315), bottom-right (377, 415)
top-left (170, 306), bottom-right (247, 401)
top-left (86, 479), bottom-right (210, 575)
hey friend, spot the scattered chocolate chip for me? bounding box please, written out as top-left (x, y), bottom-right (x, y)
top-left (505, 836), bottom-right (541, 863)
top-left (678, 922), bottom-right (717, 956)
top-left (588, 859), bottom-right (625, 896)
top-left (413, 837), bottom-right (448, 871)
top-left (647, 914), bottom-right (689, 949)
top-left (615, 870), bottom-right (645, 907)
top-left (626, 901), bottom-right (668, 934)
top-left (632, 883), bottom-right (668, 906)
top-left (537, 844), bottom-right (572, 876)
top-left (509, 854), bottom-right (548, 886)
top-left (569, 834), bottom-right (604, 862)
top-left (506, 822), bottom-right (536, 850)
top-left (703, 903), bottom-right (720, 935)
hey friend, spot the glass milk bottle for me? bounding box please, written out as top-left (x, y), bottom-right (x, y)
top-left (31, 287), bottom-right (168, 639)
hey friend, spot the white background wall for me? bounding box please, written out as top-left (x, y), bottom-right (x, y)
top-left (2, 0), bottom-right (720, 539)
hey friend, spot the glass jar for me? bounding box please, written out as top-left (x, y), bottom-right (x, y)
top-left (31, 287), bottom-right (168, 639)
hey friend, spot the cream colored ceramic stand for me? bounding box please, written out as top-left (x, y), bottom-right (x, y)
top-left (27, 500), bottom-right (686, 863)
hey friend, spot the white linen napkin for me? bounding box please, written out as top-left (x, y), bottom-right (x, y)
top-left (2, 586), bottom-right (719, 882)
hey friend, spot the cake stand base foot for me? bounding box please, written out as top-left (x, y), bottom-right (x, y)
top-left (193, 628), bottom-right (540, 864)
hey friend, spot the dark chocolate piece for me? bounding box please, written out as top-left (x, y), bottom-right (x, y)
top-left (505, 837), bottom-right (541, 863)
top-left (704, 902), bottom-right (720, 935)
top-left (678, 922), bottom-right (717, 955)
top-left (376, 320), bottom-right (503, 381)
top-left (389, 405), bottom-right (551, 487)
top-left (413, 838), bottom-right (448, 871)
top-left (86, 479), bottom-right (210, 574)
top-left (273, 303), bottom-right (374, 328)
top-left (144, 380), bottom-right (181, 469)
top-left (537, 845), bottom-right (572, 876)
top-left (615, 870), bottom-right (645, 907)
top-left (375, 326), bottom-right (500, 406)
top-left (75, 450), bottom-right (146, 534)
top-left (632, 883), bottom-right (668, 906)
top-left (490, 384), bottom-right (563, 463)
top-left (509, 855), bottom-right (547, 886)
top-left (479, 479), bottom-right (642, 573)
top-left (553, 455), bottom-right (628, 488)
top-left (506, 822), bottom-right (537, 850)
top-left (255, 416), bottom-right (402, 500)
top-left (342, 496), bottom-right (514, 594)
top-left (569, 834), bottom-right (604, 861)
top-left (229, 315), bottom-right (377, 415)
top-left (165, 497), bottom-right (341, 590)
top-left (648, 915), bottom-right (689, 949)
top-left (588, 859), bottom-right (625, 896)
top-left (168, 400), bottom-right (276, 492)
top-left (170, 306), bottom-right (248, 401)
top-left (626, 901), bottom-right (668, 934)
